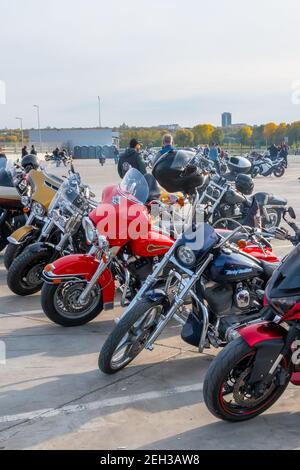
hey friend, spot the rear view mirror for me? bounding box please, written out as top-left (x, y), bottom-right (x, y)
top-left (288, 207), bottom-right (296, 220)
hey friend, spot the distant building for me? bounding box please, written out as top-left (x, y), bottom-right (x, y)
top-left (157, 124), bottom-right (181, 132)
top-left (221, 113), bottom-right (232, 128)
top-left (28, 128), bottom-right (119, 150)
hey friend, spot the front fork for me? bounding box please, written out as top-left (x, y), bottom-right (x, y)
top-left (144, 256), bottom-right (212, 352)
top-left (78, 251), bottom-right (112, 304)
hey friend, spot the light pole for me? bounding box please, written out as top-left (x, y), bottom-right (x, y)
top-left (98, 96), bottom-right (102, 128)
top-left (33, 104), bottom-right (42, 152)
top-left (15, 117), bottom-right (24, 148)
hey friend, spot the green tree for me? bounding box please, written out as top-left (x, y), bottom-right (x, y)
top-left (211, 128), bottom-right (224, 145)
top-left (174, 129), bottom-right (194, 147)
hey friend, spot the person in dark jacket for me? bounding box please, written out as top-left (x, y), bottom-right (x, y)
top-left (31, 145), bottom-right (37, 155)
top-left (268, 143), bottom-right (279, 161)
top-left (118, 138), bottom-right (146, 178)
top-left (21, 146), bottom-right (28, 158)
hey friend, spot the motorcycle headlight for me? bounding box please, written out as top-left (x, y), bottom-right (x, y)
top-left (82, 217), bottom-right (97, 245)
top-left (32, 202), bottom-right (45, 217)
top-left (176, 245), bottom-right (196, 267)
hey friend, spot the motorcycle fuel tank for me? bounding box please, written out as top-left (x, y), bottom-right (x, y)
top-left (209, 249), bottom-right (263, 283)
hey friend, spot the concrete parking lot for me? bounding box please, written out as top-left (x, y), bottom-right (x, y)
top-left (0, 158), bottom-right (300, 450)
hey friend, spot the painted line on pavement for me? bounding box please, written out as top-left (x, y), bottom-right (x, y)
top-left (0, 383), bottom-right (204, 424)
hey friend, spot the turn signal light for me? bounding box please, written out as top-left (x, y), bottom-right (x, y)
top-left (237, 240), bottom-right (247, 249)
top-left (44, 264), bottom-right (54, 273)
top-left (23, 207), bottom-right (30, 214)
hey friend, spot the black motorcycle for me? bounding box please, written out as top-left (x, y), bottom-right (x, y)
top-left (199, 173), bottom-right (287, 231)
top-left (0, 159), bottom-right (29, 252)
top-left (99, 195), bottom-right (281, 374)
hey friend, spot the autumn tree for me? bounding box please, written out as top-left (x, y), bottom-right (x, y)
top-left (174, 129), bottom-right (194, 147)
top-left (263, 122), bottom-right (278, 144)
top-left (238, 126), bottom-right (253, 146)
top-left (192, 124), bottom-right (214, 145)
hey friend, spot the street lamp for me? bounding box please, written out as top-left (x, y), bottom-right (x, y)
top-left (33, 104), bottom-right (42, 152)
top-left (98, 96), bottom-right (102, 128)
top-left (15, 117), bottom-right (24, 147)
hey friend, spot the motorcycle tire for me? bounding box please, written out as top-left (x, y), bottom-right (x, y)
top-left (41, 282), bottom-right (103, 327)
top-left (99, 298), bottom-right (163, 374)
top-left (4, 243), bottom-right (24, 270)
top-left (273, 167), bottom-right (285, 178)
top-left (203, 337), bottom-right (290, 422)
top-left (7, 248), bottom-right (51, 296)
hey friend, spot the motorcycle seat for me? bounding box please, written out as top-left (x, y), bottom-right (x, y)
top-left (254, 192), bottom-right (287, 206)
top-left (260, 259), bottom-right (278, 279)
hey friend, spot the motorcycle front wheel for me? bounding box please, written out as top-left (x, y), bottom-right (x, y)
top-left (262, 208), bottom-right (281, 230)
top-left (99, 299), bottom-right (163, 374)
top-left (203, 337), bottom-right (290, 422)
top-left (41, 282), bottom-right (103, 327)
top-left (7, 248), bottom-right (51, 296)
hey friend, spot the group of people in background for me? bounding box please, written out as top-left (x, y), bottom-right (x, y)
top-left (21, 145), bottom-right (37, 157)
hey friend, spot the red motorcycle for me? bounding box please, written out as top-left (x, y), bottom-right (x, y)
top-left (41, 169), bottom-right (280, 327)
top-left (203, 207), bottom-right (300, 422)
top-left (41, 169), bottom-right (175, 326)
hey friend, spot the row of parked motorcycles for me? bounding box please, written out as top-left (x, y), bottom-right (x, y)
top-left (0, 149), bottom-right (298, 423)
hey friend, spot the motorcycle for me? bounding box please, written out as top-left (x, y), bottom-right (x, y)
top-left (203, 207), bottom-right (300, 422)
top-left (0, 159), bottom-right (29, 252)
top-left (198, 173), bottom-right (287, 231)
top-left (41, 169), bottom-right (276, 329)
top-left (7, 167), bottom-right (95, 296)
top-left (4, 165), bottom-right (62, 269)
top-left (98, 180), bottom-right (282, 374)
top-left (250, 153), bottom-right (285, 178)
top-left (41, 169), bottom-right (175, 327)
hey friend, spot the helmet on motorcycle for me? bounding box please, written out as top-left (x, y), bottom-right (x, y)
top-left (152, 150), bottom-right (205, 193)
top-left (235, 174), bottom-right (254, 195)
top-left (227, 156), bottom-right (251, 175)
top-left (21, 154), bottom-right (39, 173)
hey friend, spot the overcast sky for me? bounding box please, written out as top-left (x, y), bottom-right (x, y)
top-left (1, 0), bottom-right (300, 129)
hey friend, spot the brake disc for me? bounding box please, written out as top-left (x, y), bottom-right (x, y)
top-left (233, 368), bottom-right (276, 407)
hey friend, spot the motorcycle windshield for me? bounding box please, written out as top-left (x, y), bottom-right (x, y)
top-left (40, 161), bottom-right (70, 183)
top-left (119, 168), bottom-right (149, 204)
top-left (48, 174), bottom-right (82, 213)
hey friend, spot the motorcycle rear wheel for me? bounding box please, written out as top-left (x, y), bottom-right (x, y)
top-left (99, 299), bottom-right (163, 374)
top-left (41, 282), bottom-right (103, 327)
top-left (273, 167), bottom-right (285, 178)
top-left (203, 337), bottom-right (290, 422)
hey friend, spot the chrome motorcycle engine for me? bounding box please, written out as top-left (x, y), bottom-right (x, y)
top-left (234, 283), bottom-right (251, 309)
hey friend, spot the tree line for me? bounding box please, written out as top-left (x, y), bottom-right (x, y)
top-left (119, 121), bottom-right (300, 148)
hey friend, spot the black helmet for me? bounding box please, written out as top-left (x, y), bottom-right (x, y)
top-left (152, 150), bottom-right (205, 193)
top-left (235, 174), bottom-right (254, 195)
top-left (21, 154), bottom-right (39, 173)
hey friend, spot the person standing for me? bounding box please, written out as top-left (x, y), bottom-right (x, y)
top-left (209, 143), bottom-right (220, 174)
top-left (118, 138), bottom-right (146, 178)
top-left (113, 146), bottom-right (120, 165)
top-left (31, 145), bottom-right (37, 155)
top-left (158, 134), bottom-right (175, 157)
top-left (203, 144), bottom-right (209, 157)
top-left (21, 146), bottom-right (28, 158)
